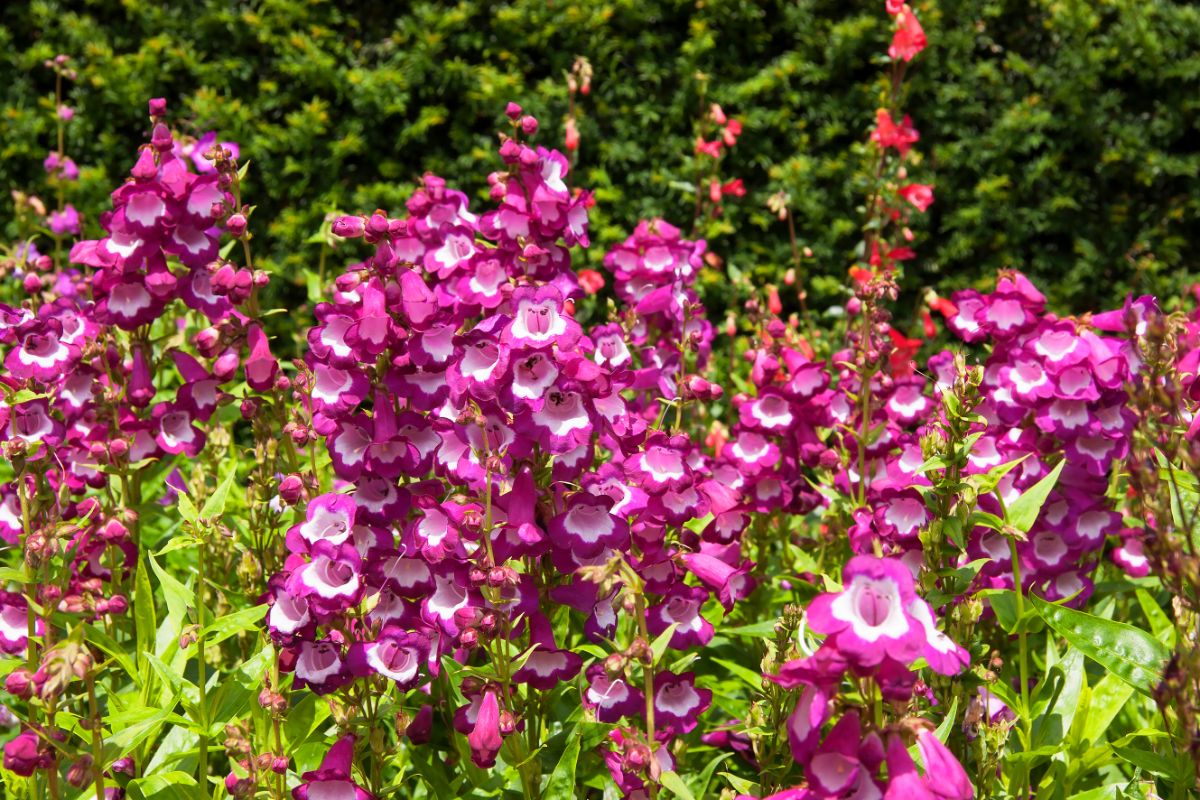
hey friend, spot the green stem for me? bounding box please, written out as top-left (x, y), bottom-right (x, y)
top-left (86, 676), bottom-right (107, 800)
top-left (1009, 538), bottom-right (1033, 799)
top-left (196, 539), bottom-right (209, 798)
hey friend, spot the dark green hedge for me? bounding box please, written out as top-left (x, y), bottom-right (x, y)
top-left (3, 0), bottom-right (1198, 315)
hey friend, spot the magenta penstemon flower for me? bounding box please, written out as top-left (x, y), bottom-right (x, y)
top-left (805, 556), bottom-right (926, 668)
top-left (292, 736), bottom-right (374, 800)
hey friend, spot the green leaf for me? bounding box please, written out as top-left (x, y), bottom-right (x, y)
top-left (104, 707), bottom-right (189, 766)
top-left (1006, 459), bottom-right (1065, 533)
top-left (126, 771), bottom-right (198, 800)
top-left (1033, 648), bottom-right (1085, 749)
top-left (1113, 746), bottom-right (1189, 780)
top-left (134, 557), bottom-right (157, 676)
top-left (543, 722), bottom-right (582, 798)
top-left (934, 696), bottom-right (959, 744)
top-left (84, 623), bottom-right (139, 681)
top-left (1031, 595), bottom-right (1169, 695)
top-left (981, 589), bottom-right (1043, 635)
top-left (694, 752), bottom-right (733, 800)
top-left (972, 454), bottom-right (1030, 494)
top-left (712, 658), bottom-right (765, 691)
top-left (201, 467), bottom-right (239, 520)
top-left (148, 553), bottom-right (194, 635)
top-left (660, 770), bottom-right (697, 800)
top-left (408, 744), bottom-right (456, 797)
top-left (175, 490), bottom-right (199, 525)
top-left (721, 620), bottom-right (778, 638)
top-left (650, 623), bottom-right (679, 664)
top-left (1135, 589), bottom-right (1175, 648)
top-left (189, 604), bottom-right (266, 652)
top-left (720, 772), bottom-right (758, 795)
top-left (1080, 672), bottom-right (1135, 745)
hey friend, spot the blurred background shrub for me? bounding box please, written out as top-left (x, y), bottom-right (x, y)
top-left (2, 0), bottom-right (1198, 319)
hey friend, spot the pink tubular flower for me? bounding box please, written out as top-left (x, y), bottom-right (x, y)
top-left (652, 671), bottom-right (712, 735)
top-left (899, 183), bottom-right (934, 212)
top-left (806, 555), bottom-right (926, 668)
top-left (292, 735), bottom-right (374, 800)
top-left (48, 204), bottom-right (80, 236)
top-left (871, 110), bottom-right (920, 156)
top-left (916, 728), bottom-right (974, 799)
top-left (889, 6), bottom-right (927, 62)
top-left (467, 690), bottom-right (504, 768)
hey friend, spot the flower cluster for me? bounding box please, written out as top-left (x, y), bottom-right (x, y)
top-left (765, 557), bottom-right (971, 799)
top-left (260, 104), bottom-right (755, 797)
top-left (944, 275), bottom-right (1141, 603)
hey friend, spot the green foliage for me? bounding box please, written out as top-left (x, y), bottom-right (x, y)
top-left (2, 0), bottom-right (1198, 319)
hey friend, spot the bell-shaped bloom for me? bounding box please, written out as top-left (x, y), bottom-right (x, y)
top-left (503, 285), bottom-right (580, 350)
top-left (626, 433), bottom-right (693, 495)
top-left (916, 729), bottom-right (974, 800)
top-left (289, 493), bottom-right (357, 553)
top-left (3, 729), bottom-right (50, 776)
top-left (513, 616), bottom-right (583, 690)
top-left (289, 639), bottom-right (350, 696)
top-left (288, 541), bottom-right (363, 612)
top-left (806, 556), bottom-right (924, 668)
top-left (5, 323), bottom-right (78, 382)
top-left (547, 493), bottom-right (628, 558)
top-left (786, 684), bottom-right (833, 765)
top-left (152, 401), bottom-right (206, 457)
top-left (652, 671), bottom-right (712, 735)
top-left (266, 590), bottom-right (313, 641)
top-left (245, 324), bottom-right (279, 391)
top-left (467, 690), bottom-right (504, 768)
top-left (585, 664), bottom-right (644, 723)
top-left (347, 627), bottom-right (429, 689)
top-left (808, 713), bottom-right (865, 795)
top-left (647, 585), bottom-right (714, 649)
top-left (681, 552), bottom-right (755, 611)
top-left (884, 734), bottom-right (935, 799)
top-left (0, 593), bottom-right (40, 655)
top-left (292, 735), bottom-right (374, 800)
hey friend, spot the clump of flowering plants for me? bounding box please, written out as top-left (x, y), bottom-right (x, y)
top-left (0, 7), bottom-right (1195, 800)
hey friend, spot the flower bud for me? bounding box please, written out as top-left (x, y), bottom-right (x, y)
top-left (148, 98), bottom-right (167, 118)
top-left (520, 115), bottom-right (538, 135)
top-left (505, 102), bottom-right (523, 119)
top-left (278, 474), bottom-right (305, 505)
top-left (5, 669), bottom-right (34, 700)
top-left (66, 755), bottom-right (93, 789)
top-left (225, 213), bottom-right (247, 238)
top-left (150, 122), bottom-right (174, 152)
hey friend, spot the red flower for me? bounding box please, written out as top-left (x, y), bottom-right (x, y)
top-left (695, 137), bottom-right (723, 158)
top-left (921, 309), bottom-right (937, 338)
top-left (722, 119), bottom-right (743, 147)
top-left (870, 110), bottom-right (920, 156)
top-left (928, 295), bottom-right (958, 318)
top-left (849, 266), bottom-right (875, 285)
top-left (565, 117), bottom-right (579, 152)
top-left (889, 6), bottom-right (927, 62)
top-left (888, 327), bottom-right (924, 375)
top-left (578, 268), bottom-right (605, 295)
top-left (898, 183), bottom-right (934, 212)
top-left (710, 179), bottom-right (723, 203)
top-left (767, 286), bottom-right (783, 315)
top-left (721, 178), bottom-right (746, 198)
